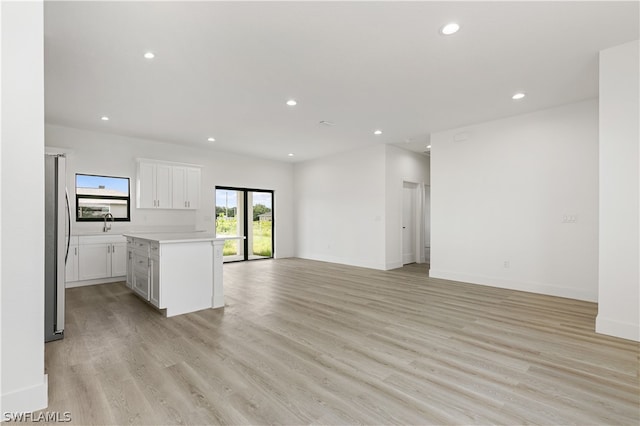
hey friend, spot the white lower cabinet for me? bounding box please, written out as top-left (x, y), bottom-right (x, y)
top-left (111, 242), bottom-right (127, 276)
top-left (78, 243), bottom-right (110, 280)
top-left (150, 255), bottom-right (160, 307)
top-left (126, 237), bottom-right (134, 289)
top-left (124, 233), bottom-right (226, 317)
top-left (133, 253), bottom-right (150, 300)
top-left (74, 235), bottom-right (127, 283)
top-left (128, 237), bottom-right (162, 308)
top-left (65, 237), bottom-right (79, 283)
top-left (126, 247), bottom-right (134, 289)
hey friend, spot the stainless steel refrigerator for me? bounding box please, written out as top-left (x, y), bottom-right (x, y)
top-left (45, 154), bottom-right (69, 342)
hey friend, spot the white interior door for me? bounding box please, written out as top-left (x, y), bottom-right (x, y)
top-left (424, 185), bottom-right (431, 263)
top-left (402, 183), bottom-right (417, 264)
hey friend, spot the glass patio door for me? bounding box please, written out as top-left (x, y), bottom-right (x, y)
top-left (215, 187), bottom-right (273, 262)
top-left (215, 188), bottom-right (244, 261)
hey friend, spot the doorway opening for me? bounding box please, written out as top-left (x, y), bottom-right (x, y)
top-left (402, 182), bottom-right (418, 265)
top-left (215, 187), bottom-right (274, 262)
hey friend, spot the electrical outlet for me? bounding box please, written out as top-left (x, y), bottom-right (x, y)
top-left (503, 260), bottom-right (510, 268)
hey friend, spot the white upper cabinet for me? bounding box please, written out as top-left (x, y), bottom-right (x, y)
top-left (185, 167), bottom-right (201, 209)
top-left (172, 166), bottom-right (186, 209)
top-left (137, 161), bottom-right (173, 209)
top-left (155, 164), bottom-right (172, 209)
top-left (138, 160), bottom-right (201, 210)
top-left (172, 166), bottom-right (201, 209)
top-left (137, 161), bottom-right (155, 208)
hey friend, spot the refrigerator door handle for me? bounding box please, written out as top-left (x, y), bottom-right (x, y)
top-left (65, 189), bottom-right (71, 263)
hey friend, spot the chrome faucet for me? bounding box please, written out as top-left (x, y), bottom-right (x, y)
top-left (103, 213), bottom-right (114, 232)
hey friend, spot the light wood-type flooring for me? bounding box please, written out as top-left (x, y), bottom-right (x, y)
top-left (40, 258), bottom-right (639, 425)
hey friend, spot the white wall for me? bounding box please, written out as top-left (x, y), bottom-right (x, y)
top-left (430, 99), bottom-right (599, 302)
top-left (294, 144), bottom-right (386, 269)
top-left (597, 40), bottom-right (639, 342)
top-left (1, 0), bottom-right (48, 414)
top-left (384, 145), bottom-right (430, 269)
top-left (45, 124), bottom-right (295, 258)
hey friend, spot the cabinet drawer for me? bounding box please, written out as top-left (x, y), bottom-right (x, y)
top-left (133, 239), bottom-right (150, 252)
top-left (133, 253), bottom-right (148, 271)
top-left (149, 243), bottom-right (160, 256)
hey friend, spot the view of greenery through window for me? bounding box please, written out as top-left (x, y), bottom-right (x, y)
top-left (216, 213), bottom-right (272, 256)
top-left (215, 190), bottom-right (273, 258)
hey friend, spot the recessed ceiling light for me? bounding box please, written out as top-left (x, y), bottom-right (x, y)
top-left (100, 116), bottom-right (109, 121)
top-left (144, 52), bottom-right (155, 59)
top-left (427, 145), bottom-right (432, 149)
top-left (286, 99), bottom-right (297, 106)
top-left (512, 92), bottom-right (526, 100)
top-left (374, 130), bottom-right (383, 135)
top-left (207, 137), bottom-right (215, 142)
top-left (288, 153), bottom-right (294, 157)
top-left (440, 22), bottom-right (460, 35)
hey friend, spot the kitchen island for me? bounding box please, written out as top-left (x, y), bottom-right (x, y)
top-left (123, 232), bottom-right (240, 317)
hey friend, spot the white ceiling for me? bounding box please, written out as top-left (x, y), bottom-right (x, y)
top-left (44, 1), bottom-right (639, 162)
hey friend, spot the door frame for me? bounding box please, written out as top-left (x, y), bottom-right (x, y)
top-left (424, 184), bottom-right (431, 264)
top-left (400, 180), bottom-right (424, 265)
top-left (215, 186), bottom-right (275, 262)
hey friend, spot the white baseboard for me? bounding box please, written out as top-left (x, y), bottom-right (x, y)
top-left (428, 269), bottom-right (597, 302)
top-left (385, 261), bottom-right (403, 270)
top-left (596, 316), bottom-right (640, 342)
top-left (402, 254), bottom-right (416, 265)
top-left (1, 374), bottom-right (48, 417)
top-left (296, 253), bottom-right (385, 270)
top-left (65, 276), bottom-right (125, 288)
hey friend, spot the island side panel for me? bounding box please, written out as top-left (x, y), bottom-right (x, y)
top-left (160, 241), bottom-right (214, 317)
top-left (212, 240), bottom-right (225, 308)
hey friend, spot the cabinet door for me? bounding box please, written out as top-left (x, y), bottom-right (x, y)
top-left (155, 164), bottom-right (172, 209)
top-left (133, 268), bottom-right (149, 300)
top-left (110, 242), bottom-right (127, 277)
top-left (138, 161), bottom-right (156, 208)
top-left (149, 256), bottom-right (160, 307)
top-left (186, 167), bottom-right (201, 209)
top-left (78, 243), bottom-right (110, 280)
top-left (65, 245), bottom-right (79, 283)
top-left (126, 248), bottom-right (133, 289)
top-left (171, 166), bottom-right (187, 209)
top-left (132, 253), bottom-right (149, 300)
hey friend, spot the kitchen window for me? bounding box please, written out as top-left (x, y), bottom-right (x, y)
top-left (76, 174), bottom-right (130, 221)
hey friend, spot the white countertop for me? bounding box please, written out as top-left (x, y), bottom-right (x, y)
top-left (123, 232), bottom-right (244, 244)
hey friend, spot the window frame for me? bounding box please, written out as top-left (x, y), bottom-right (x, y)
top-left (75, 173), bottom-right (131, 222)
top-left (215, 186), bottom-right (275, 262)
